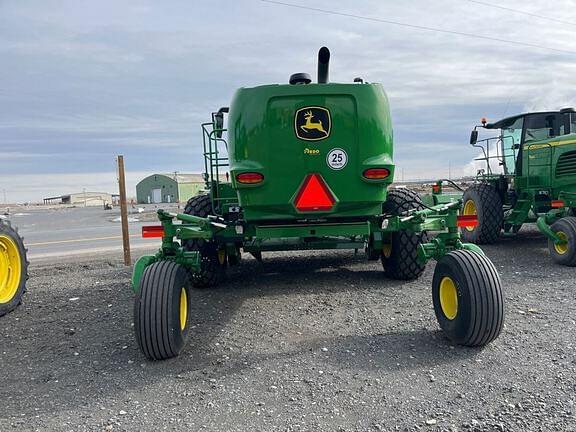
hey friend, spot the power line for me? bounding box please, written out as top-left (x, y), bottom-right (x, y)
top-left (260, 0), bottom-right (576, 55)
top-left (466, 0), bottom-right (576, 28)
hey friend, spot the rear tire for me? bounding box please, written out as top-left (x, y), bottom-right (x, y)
top-left (548, 217), bottom-right (576, 266)
top-left (432, 250), bottom-right (504, 347)
top-left (461, 184), bottom-right (502, 244)
top-left (0, 219), bottom-right (28, 317)
top-left (381, 189), bottom-right (428, 280)
top-left (134, 261), bottom-right (192, 360)
top-left (183, 194), bottom-right (227, 287)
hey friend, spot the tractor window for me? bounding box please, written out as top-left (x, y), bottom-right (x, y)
top-left (500, 117), bottom-right (522, 175)
top-left (523, 113), bottom-right (563, 143)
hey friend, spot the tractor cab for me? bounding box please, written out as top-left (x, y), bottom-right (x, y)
top-left (470, 108), bottom-right (576, 178)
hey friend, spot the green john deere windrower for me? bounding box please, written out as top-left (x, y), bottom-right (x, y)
top-left (131, 47), bottom-right (505, 361)
top-left (434, 110), bottom-right (576, 265)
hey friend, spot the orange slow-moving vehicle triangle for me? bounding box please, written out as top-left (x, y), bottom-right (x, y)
top-left (294, 174), bottom-right (335, 212)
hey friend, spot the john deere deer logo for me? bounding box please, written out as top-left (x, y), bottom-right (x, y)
top-left (295, 107), bottom-right (331, 141)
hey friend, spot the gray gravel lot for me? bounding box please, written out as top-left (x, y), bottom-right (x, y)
top-left (1, 226), bottom-right (575, 431)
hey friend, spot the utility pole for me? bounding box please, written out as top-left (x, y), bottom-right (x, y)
top-left (117, 155), bottom-right (131, 266)
top-left (448, 161), bottom-right (452, 180)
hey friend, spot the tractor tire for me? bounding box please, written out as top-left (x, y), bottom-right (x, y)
top-left (134, 261), bottom-right (192, 360)
top-left (548, 217), bottom-right (576, 266)
top-left (432, 249), bottom-right (504, 347)
top-left (461, 184), bottom-right (503, 244)
top-left (381, 188), bottom-right (428, 280)
top-left (183, 194), bottom-right (226, 287)
top-left (0, 219), bottom-right (28, 317)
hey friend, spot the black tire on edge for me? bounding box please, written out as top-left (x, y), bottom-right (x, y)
top-left (432, 249), bottom-right (504, 347)
top-left (134, 261), bottom-right (192, 360)
top-left (0, 219), bottom-right (28, 317)
top-left (461, 183), bottom-right (503, 244)
top-left (381, 188), bottom-right (428, 280)
top-left (183, 194), bottom-right (227, 288)
top-left (548, 216), bottom-right (576, 266)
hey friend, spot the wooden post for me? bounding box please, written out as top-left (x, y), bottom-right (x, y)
top-left (117, 155), bottom-right (131, 266)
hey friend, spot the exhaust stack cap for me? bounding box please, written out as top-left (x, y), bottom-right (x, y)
top-left (289, 73), bottom-right (312, 85)
top-left (317, 46), bottom-right (330, 84)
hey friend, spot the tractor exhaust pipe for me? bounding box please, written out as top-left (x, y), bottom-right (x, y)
top-left (317, 47), bottom-right (330, 84)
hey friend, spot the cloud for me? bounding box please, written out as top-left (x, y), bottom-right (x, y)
top-left (1, 0), bottom-right (575, 201)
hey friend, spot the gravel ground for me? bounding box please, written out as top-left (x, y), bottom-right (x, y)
top-left (1, 226), bottom-right (575, 432)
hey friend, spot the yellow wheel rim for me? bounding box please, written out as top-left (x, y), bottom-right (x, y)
top-left (218, 249), bottom-right (226, 265)
top-left (463, 199), bottom-right (477, 232)
top-left (179, 288), bottom-right (188, 331)
top-left (382, 243), bottom-right (392, 258)
top-left (554, 231), bottom-right (568, 255)
top-left (0, 235), bottom-right (22, 304)
top-left (439, 276), bottom-right (458, 320)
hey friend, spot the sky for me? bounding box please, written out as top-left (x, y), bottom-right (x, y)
top-left (1, 0), bottom-right (576, 203)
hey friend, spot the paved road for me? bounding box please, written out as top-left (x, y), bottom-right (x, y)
top-left (3, 205), bottom-right (175, 260)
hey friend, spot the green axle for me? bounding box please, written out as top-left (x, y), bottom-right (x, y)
top-left (132, 201), bottom-right (481, 292)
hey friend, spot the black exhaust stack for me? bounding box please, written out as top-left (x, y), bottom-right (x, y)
top-left (317, 47), bottom-right (330, 84)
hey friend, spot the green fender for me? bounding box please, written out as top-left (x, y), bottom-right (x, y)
top-left (460, 243), bottom-right (485, 256)
top-left (131, 255), bottom-right (157, 294)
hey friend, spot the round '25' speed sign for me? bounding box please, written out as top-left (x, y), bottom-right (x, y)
top-left (326, 148), bottom-right (348, 170)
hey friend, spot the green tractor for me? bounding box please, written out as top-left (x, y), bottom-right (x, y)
top-left (0, 218), bottom-right (28, 316)
top-left (132, 47), bottom-right (505, 361)
top-left (445, 110), bottom-right (576, 265)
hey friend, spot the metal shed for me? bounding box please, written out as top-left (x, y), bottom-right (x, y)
top-left (136, 173), bottom-right (221, 204)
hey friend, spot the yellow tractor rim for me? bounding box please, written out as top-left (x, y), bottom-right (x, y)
top-left (463, 199), bottom-right (477, 232)
top-left (439, 276), bottom-right (458, 320)
top-left (0, 235), bottom-right (22, 304)
top-left (554, 231), bottom-right (568, 255)
top-left (218, 249), bottom-right (226, 265)
top-left (382, 243), bottom-right (392, 258)
top-left (179, 288), bottom-right (188, 331)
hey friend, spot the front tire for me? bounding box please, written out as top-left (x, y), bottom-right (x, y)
top-left (0, 219), bottom-right (28, 317)
top-left (381, 188), bottom-right (428, 280)
top-left (432, 250), bottom-right (504, 347)
top-left (548, 217), bottom-right (576, 266)
top-left (461, 184), bottom-right (503, 244)
top-left (134, 261), bottom-right (192, 360)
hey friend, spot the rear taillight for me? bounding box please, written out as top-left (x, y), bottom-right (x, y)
top-left (236, 172), bottom-right (264, 184)
top-left (363, 168), bottom-right (390, 180)
top-left (457, 215), bottom-right (479, 228)
top-left (551, 200), bottom-right (565, 208)
top-left (142, 225), bottom-right (164, 238)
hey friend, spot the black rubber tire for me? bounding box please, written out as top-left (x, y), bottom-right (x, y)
top-left (134, 261), bottom-right (192, 360)
top-left (381, 188), bottom-right (428, 280)
top-left (461, 184), bottom-right (503, 244)
top-left (0, 219), bottom-right (28, 317)
top-left (432, 250), bottom-right (504, 347)
top-left (548, 217), bottom-right (576, 266)
top-left (183, 194), bottom-right (226, 287)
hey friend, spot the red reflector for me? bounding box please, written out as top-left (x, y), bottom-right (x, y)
top-left (551, 200), bottom-right (564, 208)
top-left (363, 168), bottom-right (390, 180)
top-left (294, 174), bottom-right (335, 212)
top-left (237, 172), bottom-right (264, 184)
top-left (142, 225), bottom-right (164, 238)
top-left (457, 215), bottom-right (479, 228)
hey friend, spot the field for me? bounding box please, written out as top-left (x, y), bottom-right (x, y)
top-left (1, 223), bottom-right (575, 431)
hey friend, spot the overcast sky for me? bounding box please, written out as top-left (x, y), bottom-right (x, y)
top-left (1, 0), bottom-right (575, 202)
